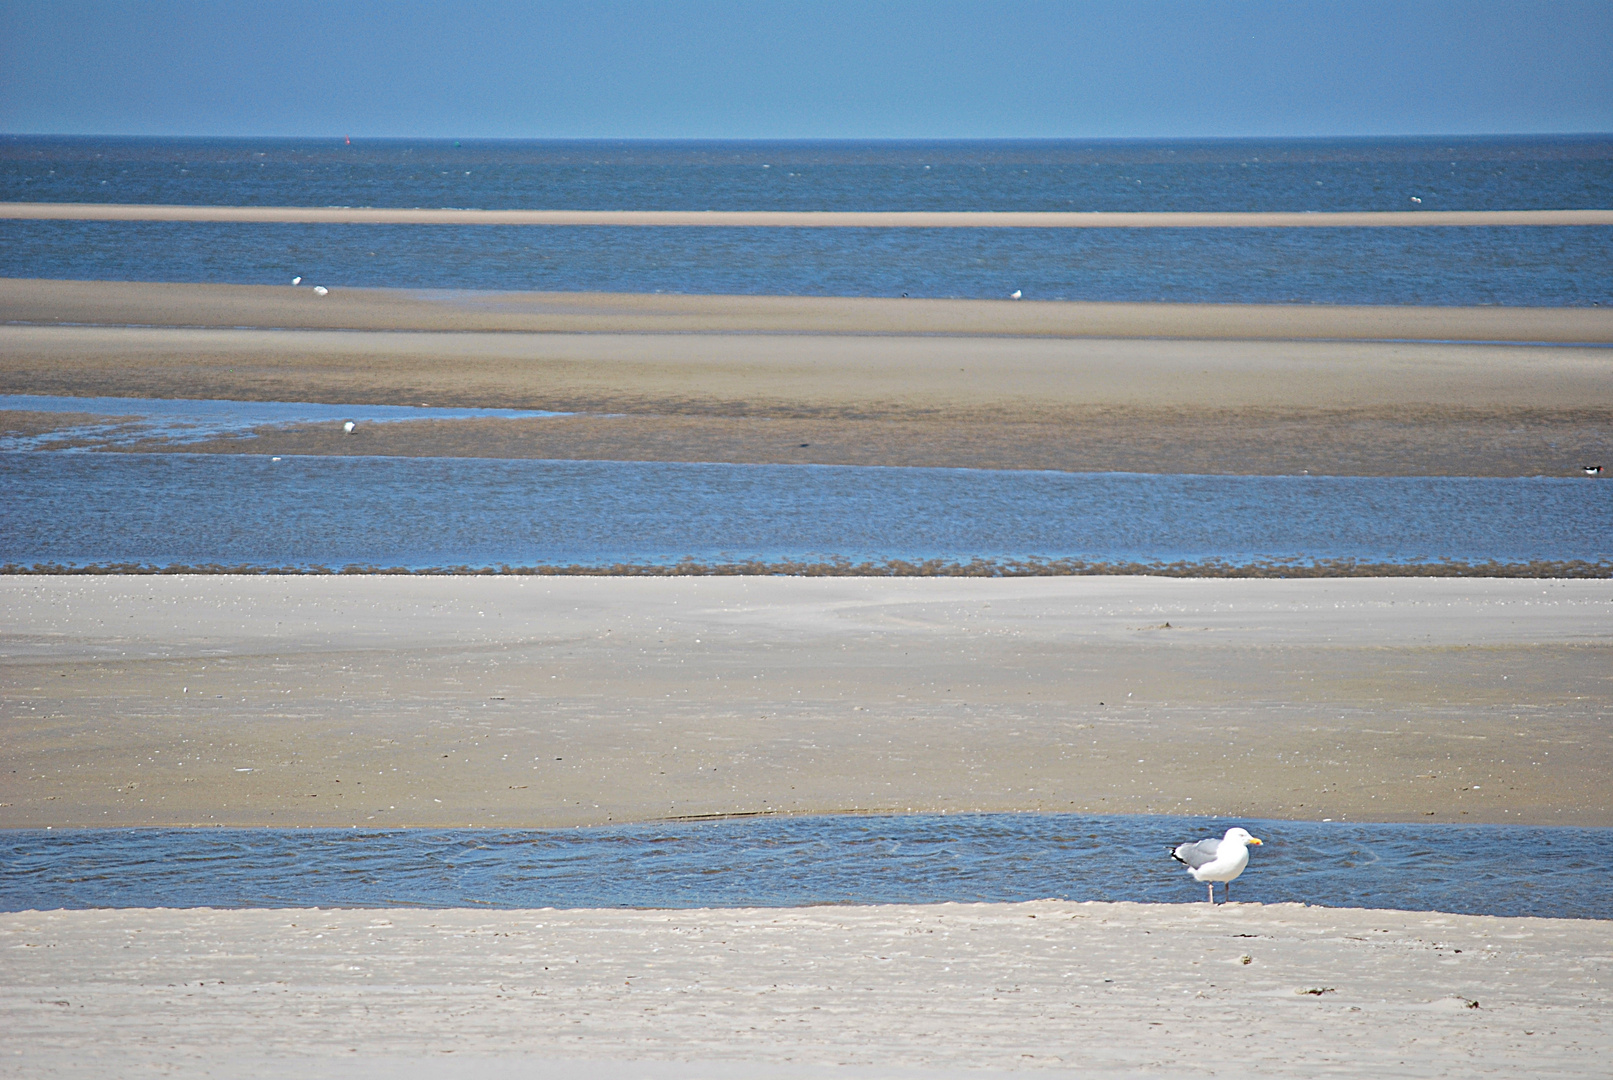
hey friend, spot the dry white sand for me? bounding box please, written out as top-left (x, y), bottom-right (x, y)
top-left (5, 201), bottom-right (1613, 227)
top-left (2, 901), bottom-right (1608, 1078)
top-left (3, 575), bottom-right (1608, 828)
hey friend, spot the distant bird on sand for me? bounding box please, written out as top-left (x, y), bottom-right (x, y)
top-left (1584, 465), bottom-right (1604, 475)
top-left (1170, 827), bottom-right (1263, 904)
top-left (313, 285), bottom-right (329, 296)
top-left (343, 421), bottom-right (356, 434)
top-left (1010, 289), bottom-right (1022, 300)
top-left (291, 276), bottom-right (301, 285)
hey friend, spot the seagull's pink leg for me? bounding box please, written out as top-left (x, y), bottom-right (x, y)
top-left (1207, 882), bottom-right (1215, 904)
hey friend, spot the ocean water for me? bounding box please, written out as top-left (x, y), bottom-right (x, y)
top-left (3, 135), bottom-right (1611, 304)
top-left (6, 136), bottom-right (1610, 212)
top-left (2, 453), bottom-right (1608, 573)
top-left (5, 220), bottom-right (1610, 306)
top-left (3, 815), bottom-right (1608, 920)
top-left (0, 394), bottom-right (564, 451)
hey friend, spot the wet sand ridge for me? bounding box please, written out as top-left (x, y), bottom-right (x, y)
top-left (3, 575), bottom-right (1607, 830)
top-left (4, 280), bottom-right (1612, 475)
top-left (7, 201), bottom-right (1613, 227)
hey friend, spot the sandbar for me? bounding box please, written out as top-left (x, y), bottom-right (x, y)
top-left (3, 575), bottom-right (1608, 829)
top-left (4, 280), bottom-right (1612, 476)
top-left (2, 901), bottom-right (1608, 1078)
top-left (6, 201), bottom-right (1613, 228)
top-left (7, 277), bottom-right (1613, 340)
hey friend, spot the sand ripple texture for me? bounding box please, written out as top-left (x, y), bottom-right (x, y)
top-left (2, 901), bottom-right (1609, 1079)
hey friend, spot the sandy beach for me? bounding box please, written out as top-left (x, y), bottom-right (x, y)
top-left (3, 900), bottom-right (1609, 1078)
top-left (6, 24), bottom-right (1611, 1080)
top-left (3, 575), bottom-right (1607, 829)
top-left (4, 285), bottom-right (1610, 1079)
top-left (4, 279), bottom-right (1612, 475)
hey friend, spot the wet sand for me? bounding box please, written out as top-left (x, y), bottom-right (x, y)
top-left (3, 575), bottom-right (1608, 829)
top-left (14, 408), bottom-right (1603, 479)
top-left (8, 276), bottom-right (1613, 340)
top-left (3, 901), bottom-right (1608, 1078)
top-left (4, 280), bottom-right (1612, 476)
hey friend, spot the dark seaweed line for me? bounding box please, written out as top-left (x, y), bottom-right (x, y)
top-left (5, 557), bottom-right (1611, 578)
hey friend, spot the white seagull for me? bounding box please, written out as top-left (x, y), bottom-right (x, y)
top-left (1009, 289), bottom-right (1022, 300)
top-left (313, 285), bottom-right (329, 297)
top-left (343, 421), bottom-right (356, 434)
top-left (1169, 826), bottom-right (1263, 904)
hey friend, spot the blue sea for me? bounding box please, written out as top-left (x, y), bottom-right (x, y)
top-left (3, 135), bottom-right (1611, 304)
top-left (3, 452), bottom-right (1610, 574)
top-left (3, 136), bottom-right (1609, 916)
top-left (5, 815), bottom-right (1611, 920)
top-left (7, 135), bottom-right (1610, 213)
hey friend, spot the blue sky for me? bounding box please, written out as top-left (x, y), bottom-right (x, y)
top-left (2, 1), bottom-right (1609, 139)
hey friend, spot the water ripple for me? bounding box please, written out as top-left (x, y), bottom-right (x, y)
top-left (3, 814), bottom-right (1608, 919)
top-left (2, 455), bottom-right (1608, 571)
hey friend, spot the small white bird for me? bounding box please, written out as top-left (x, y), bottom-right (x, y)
top-left (291, 276), bottom-right (302, 285)
top-left (313, 285), bottom-right (329, 296)
top-left (1169, 827), bottom-right (1263, 904)
top-left (1009, 289), bottom-right (1022, 300)
top-left (342, 421), bottom-right (355, 434)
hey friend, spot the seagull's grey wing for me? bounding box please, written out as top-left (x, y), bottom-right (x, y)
top-left (1170, 838), bottom-right (1222, 868)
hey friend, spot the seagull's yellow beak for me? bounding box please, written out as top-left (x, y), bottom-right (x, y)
top-left (1248, 837), bottom-right (1263, 845)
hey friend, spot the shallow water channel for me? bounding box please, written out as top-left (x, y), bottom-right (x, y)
top-left (4, 452), bottom-right (1609, 571)
top-left (4, 814), bottom-right (1608, 919)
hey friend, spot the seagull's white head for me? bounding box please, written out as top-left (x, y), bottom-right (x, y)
top-left (1223, 827), bottom-right (1263, 847)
